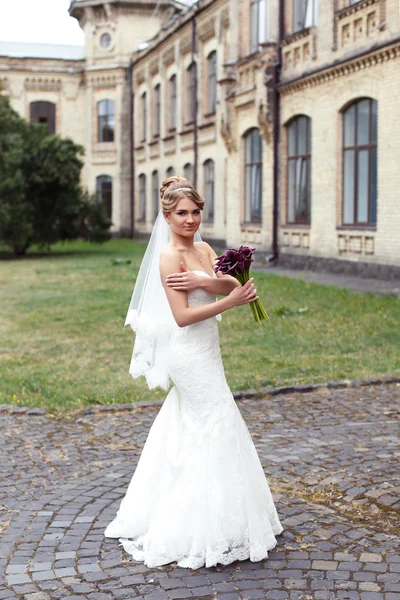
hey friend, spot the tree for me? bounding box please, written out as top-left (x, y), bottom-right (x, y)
top-left (0, 94), bottom-right (111, 255)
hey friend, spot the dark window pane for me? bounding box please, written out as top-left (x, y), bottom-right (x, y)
top-left (297, 116), bottom-right (307, 155)
top-left (343, 104), bottom-right (355, 147)
top-left (96, 175), bottom-right (112, 219)
top-left (98, 99), bottom-right (115, 143)
top-left (343, 149), bottom-right (355, 224)
top-left (371, 99), bottom-right (377, 143)
top-left (370, 145), bottom-right (377, 224)
top-left (30, 101), bottom-right (56, 135)
top-left (287, 121), bottom-right (296, 156)
top-left (170, 75), bottom-right (177, 130)
top-left (152, 171), bottom-right (159, 220)
top-left (357, 99), bottom-right (370, 146)
top-left (356, 149), bottom-right (369, 223)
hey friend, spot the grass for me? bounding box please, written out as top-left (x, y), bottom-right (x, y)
top-left (1, 239), bottom-right (399, 414)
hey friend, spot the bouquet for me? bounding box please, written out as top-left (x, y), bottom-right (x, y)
top-left (214, 246), bottom-right (269, 323)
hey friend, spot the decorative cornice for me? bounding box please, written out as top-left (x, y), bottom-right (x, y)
top-left (281, 27), bottom-right (312, 47)
top-left (198, 17), bottom-right (215, 43)
top-left (335, 0), bottom-right (378, 21)
top-left (279, 39), bottom-right (400, 96)
top-left (24, 78), bottom-right (62, 91)
top-left (162, 46), bottom-right (175, 67)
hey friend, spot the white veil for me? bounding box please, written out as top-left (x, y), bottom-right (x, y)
top-left (125, 209), bottom-right (202, 390)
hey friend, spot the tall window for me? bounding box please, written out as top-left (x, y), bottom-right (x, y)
top-left (96, 175), bottom-right (112, 219)
top-left (207, 51), bottom-right (217, 114)
top-left (166, 166), bottom-right (175, 178)
top-left (293, 0), bottom-right (318, 33)
top-left (244, 129), bottom-right (262, 223)
top-left (154, 84), bottom-right (161, 137)
top-left (152, 170), bottom-right (159, 221)
top-left (141, 92), bottom-right (147, 143)
top-left (169, 74), bottom-right (177, 131)
top-left (342, 98), bottom-right (377, 226)
top-left (183, 163), bottom-right (194, 183)
top-left (187, 62), bottom-right (196, 124)
top-left (203, 159), bottom-right (215, 221)
top-left (138, 173), bottom-right (146, 221)
top-left (97, 99), bottom-right (114, 143)
top-left (287, 116), bottom-right (311, 224)
top-left (250, 0), bottom-right (268, 53)
top-left (30, 101), bottom-right (56, 134)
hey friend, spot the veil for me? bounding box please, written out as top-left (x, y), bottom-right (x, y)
top-left (125, 209), bottom-right (202, 390)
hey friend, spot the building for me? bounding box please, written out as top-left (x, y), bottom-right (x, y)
top-left (1, 0), bottom-right (399, 277)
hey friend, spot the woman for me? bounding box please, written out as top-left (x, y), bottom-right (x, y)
top-left (104, 176), bottom-right (283, 569)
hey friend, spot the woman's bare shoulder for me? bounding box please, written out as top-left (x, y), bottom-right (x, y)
top-left (159, 245), bottom-right (181, 274)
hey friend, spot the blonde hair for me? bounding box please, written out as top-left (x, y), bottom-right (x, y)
top-left (160, 175), bottom-right (205, 213)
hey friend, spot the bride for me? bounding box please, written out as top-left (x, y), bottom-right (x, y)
top-left (104, 176), bottom-right (284, 569)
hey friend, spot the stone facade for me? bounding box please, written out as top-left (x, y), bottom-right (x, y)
top-left (1, 0), bottom-right (399, 274)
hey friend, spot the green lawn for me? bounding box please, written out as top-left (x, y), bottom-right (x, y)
top-left (1, 239), bottom-right (399, 414)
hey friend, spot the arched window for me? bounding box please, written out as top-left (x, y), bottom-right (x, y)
top-left (287, 115), bottom-right (311, 224)
top-left (169, 75), bottom-right (177, 131)
top-left (152, 170), bottom-right (159, 221)
top-left (203, 159), bottom-right (215, 221)
top-left (250, 0), bottom-right (268, 53)
top-left (183, 163), bottom-right (193, 183)
top-left (138, 173), bottom-right (147, 221)
top-left (207, 51), bottom-right (217, 114)
top-left (97, 99), bottom-right (114, 143)
top-left (187, 62), bottom-right (196, 124)
top-left (166, 166), bottom-right (175, 178)
top-left (342, 98), bottom-right (377, 225)
top-left (141, 92), bottom-right (147, 143)
top-left (96, 175), bottom-right (112, 219)
top-left (30, 101), bottom-right (56, 134)
top-left (243, 129), bottom-right (262, 223)
top-left (154, 83), bottom-right (161, 137)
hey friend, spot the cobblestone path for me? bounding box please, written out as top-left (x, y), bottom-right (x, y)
top-left (1, 384), bottom-right (399, 600)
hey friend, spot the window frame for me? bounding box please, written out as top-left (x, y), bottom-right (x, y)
top-left (169, 74), bottom-right (177, 132)
top-left (152, 170), bottom-right (159, 221)
top-left (183, 163), bottom-right (194, 184)
top-left (342, 98), bottom-right (377, 227)
top-left (154, 83), bottom-right (161, 138)
top-left (186, 62), bottom-right (196, 125)
top-left (207, 51), bottom-right (217, 115)
top-left (96, 175), bottom-right (113, 220)
top-left (243, 128), bottom-right (263, 224)
top-left (203, 159), bottom-right (215, 222)
top-left (140, 92), bottom-right (147, 144)
top-left (286, 115), bottom-right (312, 226)
top-left (97, 99), bottom-right (115, 143)
top-left (30, 101), bottom-right (56, 135)
top-left (293, 0), bottom-right (318, 34)
top-left (250, 0), bottom-right (268, 54)
top-left (138, 173), bottom-right (147, 221)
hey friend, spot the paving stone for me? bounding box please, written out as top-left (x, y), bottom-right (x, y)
top-left (1, 385), bottom-right (399, 600)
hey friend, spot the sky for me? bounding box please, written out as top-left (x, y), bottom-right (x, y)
top-left (0, 0), bottom-right (84, 46)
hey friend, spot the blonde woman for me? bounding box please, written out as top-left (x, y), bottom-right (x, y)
top-left (105, 176), bottom-right (283, 569)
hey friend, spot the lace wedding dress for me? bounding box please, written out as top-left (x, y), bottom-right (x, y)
top-left (104, 270), bottom-right (283, 569)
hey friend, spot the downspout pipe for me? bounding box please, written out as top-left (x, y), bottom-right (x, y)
top-left (191, 14), bottom-right (198, 188)
top-left (128, 57), bottom-right (135, 238)
top-left (268, 0), bottom-right (284, 262)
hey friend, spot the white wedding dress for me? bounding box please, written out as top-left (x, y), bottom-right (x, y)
top-left (104, 270), bottom-right (283, 569)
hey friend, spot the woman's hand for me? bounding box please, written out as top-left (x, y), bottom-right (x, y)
top-left (165, 263), bottom-right (204, 291)
top-left (227, 278), bottom-right (259, 308)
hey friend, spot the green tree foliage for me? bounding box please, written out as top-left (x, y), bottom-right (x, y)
top-left (0, 94), bottom-right (112, 254)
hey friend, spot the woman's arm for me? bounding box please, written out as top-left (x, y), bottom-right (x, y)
top-left (165, 242), bottom-right (240, 296)
top-left (160, 248), bottom-right (258, 327)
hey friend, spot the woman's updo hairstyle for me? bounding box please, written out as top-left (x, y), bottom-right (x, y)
top-left (160, 175), bottom-right (204, 213)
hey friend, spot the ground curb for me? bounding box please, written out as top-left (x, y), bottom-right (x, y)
top-left (0, 375), bottom-right (399, 417)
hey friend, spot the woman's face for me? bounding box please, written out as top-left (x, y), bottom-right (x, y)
top-left (164, 197), bottom-right (202, 237)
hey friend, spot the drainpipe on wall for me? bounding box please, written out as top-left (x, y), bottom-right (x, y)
top-left (128, 56), bottom-right (135, 238)
top-left (268, 0), bottom-right (284, 262)
top-left (191, 14), bottom-right (198, 188)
